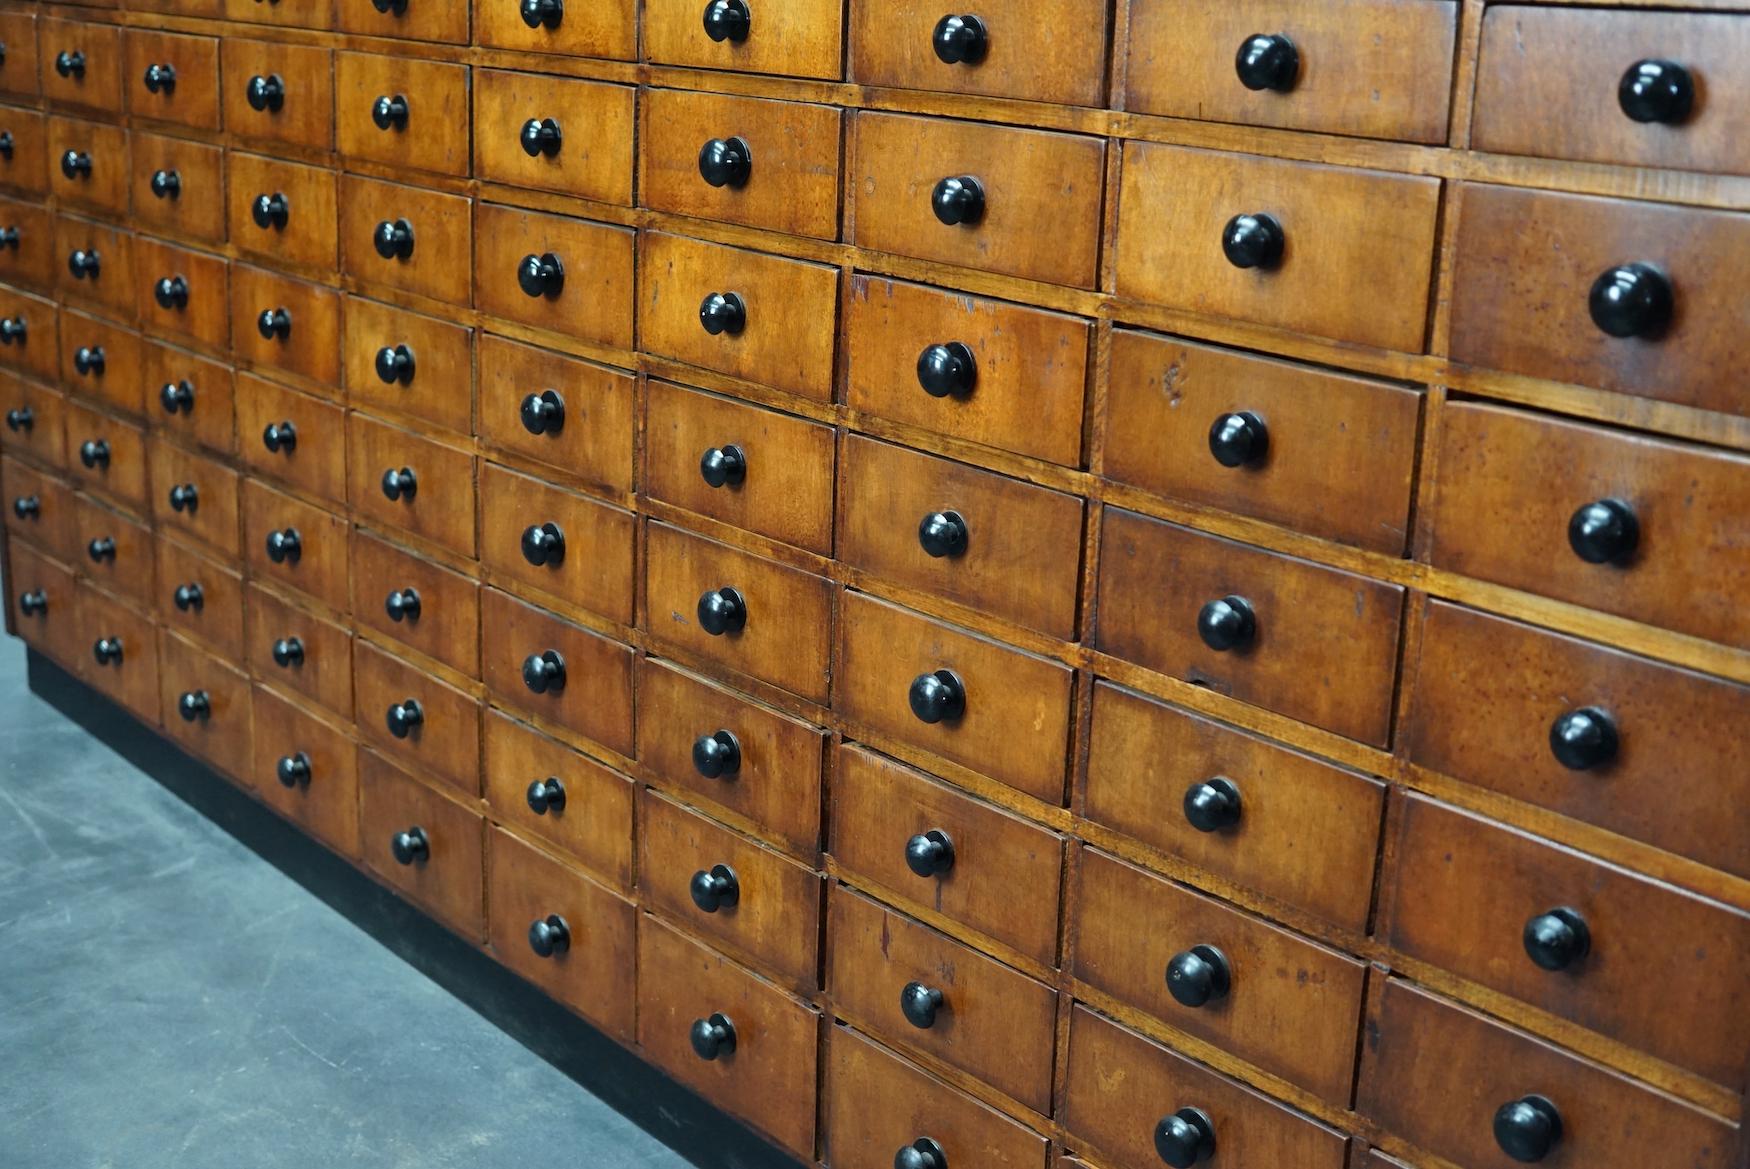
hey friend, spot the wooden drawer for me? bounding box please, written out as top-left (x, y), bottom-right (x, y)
top-left (154, 534), bottom-right (243, 661)
top-left (75, 583), bottom-right (160, 722)
top-left (1450, 184), bottom-right (1748, 418)
top-left (222, 0), bottom-right (334, 31)
top-left (1405, 601), bottom-right (1749, 879)
top-left (827, 885), bottom-right (1056, 1113)
top-left (644, 520), bottom-right (832, 703)
top-left (640, 88), bottom-right (840, 240)
top-left (482, 709), bottom-right (634, 887)
top-left (8, 542), bottom-right (79, 667)
top-left (1358, 980), bottom-right (1736, 1169)
top-left (1116, 143), bottom-right (1440, 352)
top-left (221, 41), bottom-right (333, 151)
top-left (476, 335), bottom-right (633, 493)
top-left (839, 434), bottom-right (1084, 638)
top-left (0, 285), bottom-right (58, 383)
top-left (1387, 794), bottom-right (1750, 1089)
top-left (245, 582), bottom-right (354, 718)
top-left (122, 29), bottom-right (220, 131)
top-left (1075, 847), bottom-right (1366, 1102)
top-left (340, 175), bottom-right (472, 307)
top-left (479, 587), bottom-right (635, 759)
top-left (636, 915), bottom-right (819, 1161)
top-left (343, 296), bottom-right (473, 436)
top-left (229, 265), bottom-right (341, 387)
top-left (638, 232), bottom-right (837, 400)
top-left (838, 590), bottom-right (1072, 804)
top-left (852, 113), bottom-right (1105, 289)
top-left (60, 309), bottom-right (142, 415)
top-left (227, 153), bottom-right (338, 273)
top-left (157, 629), bottom-right (251, 779)
top-left (242, 478), bottom-right (350, 612)
top-left (147, 437), bottom-right (238, 557)
top-left (636, 657), bottom-right (825, 853)
top-left (72, 492), bottom-right (150, 604)
top-left (644, 0), bottom-right (841, 80)
top-left (1107, 329), bottom-right (1422, 554)
top-left (825, 1027), bottom-right (1048, 1169)
top-left (0, 105), bottom-right (47, 196)
top-left (486, 827), bottom-right (636, 1039)
top-left (55, 215), bottom-right (134, 320)
top-left (251, 684), bottom-right (359, 856)
top-left (4, 455), bottom-right (74, 565)
top-left (358, 750), bottom-right (485, 939)
top-left (473, 0), bottom-right (634, 60)
top-left (477, 460), bottom-right (635, 625)
top-left (1429, 403), bottom-right (1750, 648)
top-left (472, 202), bottom-right (634, 351)
top-left (0, 13), bottom-right (40, 100)
top-left (1086, 682), bottom-right (1384, 934)
top-left (143, 340), bottom-right (232, 454)
top-left (133, 0), bottom-right (221, 18)
top-left (1096, 510), bottom-right (1404, 746)
top-left (830, 745), bottom-right (1063, 966)
top-left (338, 0), bottom-right (467, 43)
top-left (346, 412), bottom-right (477, 557)
top-left (355, 638), bottom-right (481, 797)
top-left (129, 131), bottom-right (224, 244)
top-left (0, 194), bottom-right (54, 289)
top-left (0, 375), bottom-right (66, 467)
top-left (1474, 8), bottom-right (1749, 176)
top-left (64, 402), bottom-right (146, 510)
top-left (851, 0), bottom-right (1108, 106)
top-left (46, 115), bottom-right (128, 215)
top-left (645, 380), bottom-right (834, 554)
top-left (472, 70), bottom-right (634, 205)
top-left (350, 529), bottom-right (479, 679)
top-left (40, 19), bottom-right (122, 115)
top-left (335, 52), bottom-right (468, 178)
top-left (134, 236), bottom-right (227, 351)
top-left (1064, 1006), bottom-right (1347, 1169)
top-left (235, 374), bottom-right (346, 505)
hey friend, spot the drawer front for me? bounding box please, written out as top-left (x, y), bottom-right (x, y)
top-left (355, 638), bottom-right (482, 797)
top-left (838, 590), bottom-right (1072, 804)
top-left (1473, 7), bottom-right (1749, 176)
top-left (1405, 601), bottom-right (1749, 879)
top-left (350, 529), bottom-right (480, 679)
top-left (358, 750), bottom-right (485, 938)
top-left (477, 461), bottom-right (635, 624)
top-left (222, 0), bottom-right (334, 31)
top-left (473, 0), bottom-right (635, 60)
top-left (64, 402), bottom-right (147, 509)
top-left (157, 630), bottom-right (252, 779)
top-left (639, 790), bottom-right (821, 989)
top-left (72, 493), bottom-right (151, 604)
top-left (644, 520), bottom-right (833, 703)
top-left (134, 236), bottom-right (228, 351)
top-left (242, 479), bottom-right (350, 612)
top-left (340, 175), bottom-right (472, 307)
top-left (482, 709), bottom-right (634, 887)
top-left (3, 455), bottom-right (73, 562)
top-left (641, 88), bottom-right (841, 240)
top-left (0, 285), bottom-right (59, 383)
top-left (0, 14), bottom-right (40, 100)
top-left (644, 380), bottom-right (834, 554)
top-left (472, 70), bottom-right (634, 205)
top-left (1086, 682), bottom-right (1384, 934)
top-left (0, 194), bottom-right (55, 289)
top-left (851, 0), bottom-right (1108, 106)
top-left (229, 265), bottom-right (341, 387)
top-left (234, 374), bottom-right (346, 504)
top-left (0, 106), bottom-right (47, 195)
top-left (827, 885), bottom-right (1056, 1112)
top-left (142, 340), bottom-right (233, 454)
top-left (1064, 1006), bottom-right (1348, 1169)
top-left (1358, 980), bottom-right (1736, 1169)
top-left (221, 41), bottom-right (333, 151)
top-left (644, 0), bottom-right (841, 80)
top-left (472, 202), bottom-right (634, 351)
top-left (486, 826), bottom-right (636, 1039)
top-left (476, 335), bottom-right (633, 493)
top-left (61, 309), bottom-right (142, 415)
top-left (1106, 329), bottom-right (1421, 554)
top-left (839, 434), bottom-right (1084, 638)
top-left (227, 153), bottom-right (338, 272)
top-left (246, 581), bottom-right (354, 718)
top-left (251, 684), bottom-right (360, 856)
top-left (46, 115), bottom-right (128, 215)
top-left (346, 412), bottom-right (477, 557)
top-left (635, 657), bottom-right (826, 853)
top-left (1096, 510), bottom-right (1405, 746)
top-left (148, 437), bottom-right (239, 556)
top-left (337, 0), bottom-right (467, 43)
top-left (55, 215), bottom-right (134, 319)
top-left (9, 542), bottom-right (79, 667)
top-left (335, 52), bottom-right (469, 177)
top-left (1449, 184), bottom-right (1748, 416)
top-left (479, 587), bottom-right (635, 759)
top-left (344, 297), bottom-right (474, 437)
top-left (41, 19), bottom-right (122, 114)
top-left (830, 745), bottom-right (1063, 966)
top-left (0, 375), bottom-right (67, 467)
top-left (638, 232), bottom-right (838, 400)
top-left (130, 131), bottom-right (224, 243)
top-left (123, 29), bottom-right (220, 131)
top-left (852, 113), bottom-right (1105, 289)
top-left (154, 534), bottom-right (243, 661)
top-left (1116, 142), bottom-right (1440, 352)
top-left (76, 584), bottom-right (160, 721)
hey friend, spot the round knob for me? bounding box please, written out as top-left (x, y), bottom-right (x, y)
top-left (373, 0), bottom-right (410, 12)
top-left (1166, 944), bottom-right (1232, 1009)
top-left (1549, 706), bottom-right (1618, 771)
top-left (265, 527), bottom-right (301, 564)
top-left (252, 192), bottom-right (289, 231)
top-left (1207, 411), bottom-right (1268, 467)
top-left (56, 50), bottom-right (86, 79)
top-left (60, 150), bottom-right (92, 180)
top-left (699, 444), bottom-right (747, 488)
top-left (150, 169), bottom-right (181, 199)
top-left (932, 14), bottom-right (988, 65)
top-left (11, 494), bottom-right (37, 519)
top-left (521, 0), bottom-right (563, 29)
top-left (177, 690), bottom-right (211, 723)
top-left (87, 536), bottom-right (117, 563)
top-left (380, 466), bottom-right (418, 502)
top-left (899, 981), bottom-right (944, 1029)
top-left (1588, 263), bottom-right (1672, 339)
top-left (908, 669), bottom-right (965, 724)
top-left (390, 826), bottom-right (430, 865)
top-left (702, 0), bottom-right (751, 43)
top-left (696, 586), bottom-right (748, 636)
top-left (895, 1137), bottom-right (948, 1169)
top-left (92, 637), bottom-right (124, 666)
top-left (1523, 907), bottom-right (1590, 972)
top-left (698, 136), bottom-right (752, 188)
top-left (258, 308), bottom-right (292, 340)
top-left (155, 275), bottom-right (189, 310)
top-left (520, 390), bottom-right (565, 435)
top-left (904, 829), bottom-right (955, 878)
top-left (67, 249), bottom-right (100, 279)
top-left (173, 582), bottom-right (204, 612)
top-left (1153, 1107), bottom-right (1217, 1168)
top-left (0, 132), bottom-right (12, 159)
top-left (246, 74), bottom-right (286, 113)
top-left (386, 698), bottom-right (425, 740)
top-left (1196, 596), bottom-right (1256, 652)
top-left (917, 510), bottom-right (968, 559)
top-left (520, 117), bottom-right (563, 158)
top-left (375, 343), bottom-right (415, 386)
top-left (384, 587), bottom-right (421, 623)
top-left (143, 62), bottom-right (177, 94)
top-left (931, 176), bottom-right (985, 226)
top-left (1618, 59), bottom-right (1693, 125)
top-left (0, 226), bottom-right (15, 250)
top-left (518, 252), bottom-right (565, 299)
top-left (692, 730), bottom-right (741, 779)
top-left (1182, 778), bottom-right (1242, 833)
top-left (373, 218), bottom-right (415, 261)
top-left (5, 407), bottom-right (30, 432)
top-left (1222, 212), bottom-right (1285, 270)
top-left (521, 522), bottom-right (566, 567)
top-left (277, 752), bottom-right (311, 788)
top-left (1235, 33), bottom-right (1298, 92)
top-left (79, 438), bottom-right (110, 468)
top-left (0, 316), bottom-right (25, 344)
top-left (522, 649), bottom-right (567, 694)
top-left (17, 589), bottom-right (46, 617)
top-left (689, 864), bottom-right (740, 913)
top-left (262, 420), bottom-right (297, 453)
top-left (371, 93), bottom-right (409, 132)
top-left (528, 914), bottom-right (571, 958)
top-left (74, 346), bottom-right (105, 376)
top-left (1567, 498), bottom-right (1638, 565)
top-left (526, 777), bottom-right (567, 815)
top-left (271, 637), bottom-right (305, 668)
top-left (168, 482), bottom-right (199, 513)
top-left (689, 1012), bottom-right (736, 1060)
top-left (1494, 1095), bottom-right (1563, 1163)
top-left (699, 291), bottom-right (747, 336)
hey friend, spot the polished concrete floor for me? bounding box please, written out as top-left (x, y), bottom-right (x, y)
top-left (0, 639), bottom-right (705, 1169)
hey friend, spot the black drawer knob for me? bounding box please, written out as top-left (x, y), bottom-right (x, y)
top-left (1523, 907), bottom-right (1590, 972)
top-left (1589, 263), bottom-right (1672, 340)
top-left (168, 482), bottom-right (199, 513)
top-left (1154, 1107), bottom-right (1216, 1167)
top-left (177, 690), bottom-right (211, 723)
top-left (252, 192), bottom-right (289, 231)
top-left (0, 316), bottom-right (24, 343)
top-left (1166, 944), bottom-right (1231, 1009)
top-left (1183, 778), bottom-right (1242, 833)
top-left (0, 226), bottom-right (15, 249)
top-left (55, 50), bottom-right (86, 80)
top-left (522, 649), bottom-right (567, 694)
top-left (1618, 59), bottom-right (1693, 125)
top-left (931, 175), bottom-right (984, 226)
top-left (518, 252), bottom-right (565, 299)
top-left (689, 863), bottom-right (739, 913)
top-left (899, 981), bottom-right (944, 1029)
top-left (272, 636), bottom-right (305, 668)
top-left (1567, 498), bottom-right (1637, 565)
top-left (11, 494), bottom-right (37, 518)
top-left (375, 343), bottom-right (415, 385)
top-left (371, 93), bottom-right (409, 132)
top-left (0, 132), bottom-right (12, 160)
top-left (4, 407), bottom-right (29, 432)
top-left (18, 589), bottom-right (46, 617)
top-left (521, 521), bottom-right (565, 567)
top-left (384, 587), bottom-right (421, 623)
top-left (693, 729), bottom-right (741, 779)
top-left (1494, 1095), bottom-right (1562, 1163)
top-left (1549, 706), bottom-right (1617, 771)
top-left (525, 777), bottom-right (567, 815)
top-left (373, 0), bottom-right (410, 13)
top-left (79, 437), bottom-right (110, 468)
top-left (1197, 595), bottom-right (1255, 652)
top-left (917, 510), bottom-right (968, 559)
top-left (92, 636), bottom-right (124, 666)
top-left (265, 527), bottom-right (301, 564)
top-left (75, 345), bottom-right (105, 376)
top-left (702, 0), bottom-right (751, 43)
top-left (151, 169), bottom-right (181, 199)
top-left (380, 466), bottom-right (417, 502)
top-left (143, 63), bottom-right (177, 94)
top-left (67, 249), bottom-right (100, 279)
top-left (246, 74), bottom-right (285, 113)
top-left (520, 390), bottom-right (565, 435)
top-left (155, 275), bottom-right (189, 310)
top-left (1235, 33), bottom-right (1298, 92)
top-left (933, 14), bottom-right (988, 65)
top-left (173, 582), bottom-right (204, 612)
top-left (390, 825), bottom-right (429, 865)
top-left (895, 1136), bottom-right (948, 1169)
top-left (698, 136), bottom-right (751, 188)
top-left (904, 828), bottom-right (955, 878)
top-left (689, 1012), bottom-right (736, 1061)
top-left (528, 914), bottom-right (571, 958)
top-left (1208, 411), bottom-right (1268, 467)
top-left (1222, 212), bottom-right (1284, 270)
top-left (699, 444), bottom-right (747, 488)
top-left (60, 150), bottom-right (92, 180)
top-left (909, 669), bottom-right (965, 724)
top-left (258, 308), bottom-right (292, 340)
top-left (699, 291), bottom-right (747, 336)
top-left (87, 536), bottom-right (116, 563)
top-left (373, 218), bottom-right (416, 261)
top-left (262, 420), bottom-right (297, 453)
top-left (520, 117), bottom-right (563, 158)
top-left (697, 586), bottom-right (748, 636)
top-left (386, 697), bottom-right (425, 740)
top-left (521, 0), bottom-right (563, 30)
top-left (277, 751), bottom-right (311, 788)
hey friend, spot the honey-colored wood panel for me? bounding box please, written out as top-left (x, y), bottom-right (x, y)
top-left (0, 105), bottom-right (48, 196)
top-left (355, 638), bottom-right (482, 797)
top-left (133, 236), bottom-right (228, 351)
top-left (477, 460), bottom-right (635, 625)
top-left (482, 709), bottom-right (634, 887)
top-left (40, 19), bottom-right (122, 115)
top-left (644, 0), bottom-right (841, 80)
top-left (344, 296), bottom-right (473, 437)
top-left (475, 335), bottom-right (633, 494)
top-left (346, 412), bottom-right (477, 558)
top-left (340, 175), bottom-right (472, 308)
top-left (227, 153), bottom-right (339, 273)
top-left (335, 52), bottom-right (468, 177)
top-left (479, 587), bottom-right (635, 758)
top-left (220, 40), bottom-right (333, 151)
top-left (142, 340), bottom-right (233, 454)
top-left (122, 29), bottom-right (220, 131)
top-left (234, 374), bottom-right (347, 505)
top-left (851, 0), bottom-right (1108, 106)
top-left (349, 529), bottom-right (479, 679)
top-left (54, 215), bottom-right (134, 320)
top-left (0, 284), bottom-right (59, 383)
top-left (147, 437), bottom-right (239, 557)
top-left (72, 492), bottom-right (151, 604)
top-left (337, 0), bottom-right (467, 43)
top-left (241, 478), bottom-right (350, 613)
top-left (64, 401), bottom-right (147, 511)
top-left (154, 534), bottom-right (243, 662)
top-left (251, 684), bottom-right (360, 856)
top-left (3, 456), bottom-right (74, 562)
top-left (129, 131), bottom-right (224, 244)
top-left (472, 202), bottom-right (634, 351)
top-left (229, 265), bottom-right (341, 387)
top-left (0, 374), bottom-right (66, 467)
top-left (157, 629), bottom-right (252, 779)
top-left (358, 749), bottom-right (485, 938)
top-left (75, 582), bottom-right (160, 722)
top-left (59, 309), bottom-right (142, 415)
top-left (245, 581), bottom-right (354, 718)
top-left (0, 194), bottom-right (55, 290)
top-left (472, 0), bottom-right (634, 61)
top-left (9, 541), bottom-right (79, 666)
top-left (472, 70), bottom-right (634, 205)
top-left (46, 115), bottom-right (128, 216)
top-left (222, 0), bottom-right (334, 32)
top-left (0, 14), bottom-right (41, 101)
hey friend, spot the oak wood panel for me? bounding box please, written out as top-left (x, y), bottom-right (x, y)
top-left (54, 214), bottom-right (134, 320)
top-left (334, 51), bottom-right (469, 177)
top-left (64, 400), bottom-right (147, 511)
top-left (0, 194), bottom-right (55, 290)
top-left (349, 528), bottom-right (480, 679)
top-left (75, 582), bottom-right (161, 722)
top-left (39, 18), bottom-right (122, 115)
top-left (220, 40), bottom-right (334, 152)
top-left (157, 628), bottom-right (252, 779)
top-left (337, 0), bottom-right (467, 41)
top-left (4, 456), bottom-right (75, 564)
top-left (154, 533), bottom-right (243, 662)
top-left (133, 236), bottom-right (228, 351)
top-left (358, 749), bottom-right (485, 938)
top-left (59, 308), bottom-right (142, 415)
top-left (245, 581), bottom-right (354, 718)
top-left (354, 637), bottom-right (482, 798)
top-left (473, 0), bottom-right (635, 61)
top-left (482, 708), bottom-right (634, 887)
top-left (346, 412), bottom-right (477, 557)
top-left (147, 436), bottom-right (239, 557)
top-left (234, 373), bottom-right (347, 505)
top-left (72, 492), bottom-right (151, 605)
top-left (0, 284), bottom-right (59, 383)
top-left (0, 374), bottom-right (66, 467)
top-left (229, 264), bottom-right (342, 387)
top-left (46, 115), bottom-right (128, 216)
top-left (226, 153), bottom-right (339, 273)
top-left (0, 105), bottom-right (47, 197)
top-left (476, 335), bottom-right (634, 493)
top-left (343, 295), bottom-right (474, 437)
top-left (340, 174), bottom-right (473, 307)
top-left (477, 460), bottom-right (636, 625)
top-left (472, 202), bottom-right (635, 350)
top-left (122, 29), bottom-right (220, 132)
top-left (141, 340), bottom-right (233, 454)
top-left (0, 13), bottom-right (40, 101)
top-left (251, 683), bottom-right (360, 856)
top-left (241, 478), bottom-right (350, 613)
top-left (8, 541), bottom-right (78, 666)
top-left (851, 0), bottom-right (1108, 106)
top-left (479, 586), bottom-right (635, 758)
top-left (472, 70), bottom-right (635, 205)
top-left (129, 131), bottom-right (224, 244)
top-left (643, 0), bottom-right (841, 81)
top-left (221, 0), bottom-right (334, 32)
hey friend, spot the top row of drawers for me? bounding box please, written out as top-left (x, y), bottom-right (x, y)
top-left (2, 5), bottom-right (1747, 169)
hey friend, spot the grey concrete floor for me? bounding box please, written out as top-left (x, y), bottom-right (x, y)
top-left (0, 638), bottom-right (697, 1169)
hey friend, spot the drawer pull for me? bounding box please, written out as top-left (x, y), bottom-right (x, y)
top-left (1523, 907), bottom-right (1590, 972)
top-left (689, 1012), bottom-right (737, 1060)
top-left (698, 136), bottom-right (752, 189)
top-left (371, 94), bottom-right (410, 133)
top-left (896, 1136), bottom-right (948, 1169)
top-left (375, 344), bottom-right (416, 385)
top-left (390, 825), bottom-right (430, 865)
top-left (1196, 595), bottom-right (1256, 652)
top-left (173, 583), bottom-right (204, 612)
top-left (4, 407), bottom-right (29, 431)
top-left (18, 589), bottom-right (46, 618)
top-left (1619, 59), bottom-right (1693, 126)
top-left (699, 444), bottom-right (747, 489)
top-left (87, 536), bottom-right (117, 563)
top-left (79, 437), bottom-right (111, 468)
top-left (0, 315), bottom-right (24, 343)
top-left (372, 0), bottom-right (410, 13)
top-left (246, 74), bottom-right (286, 114)
top-left (277, 752), bottom-right (311, 788)
top-left (904, 828), bottom-right (955, 878)
top-left (373, 218), bottom-right (416, 261)
top-left (1567, 498), bottom-right (1638, 565)
top-left (522, 649), bottom-right (567, 694)
top-left (11, 494), bottom-right (37, 518)
top-left (75, 346), bottom-right (106, 377)
top-left (168, 483), bottom-right (199, 513)
top-left (258, 308), bottom-right (293, 341)
top-left (521, 0), bottom-right (564, 30)
top-left (380, 466), bottom-right (418, 502)
top-left (697, 586), bottom-right (748, 636)
top-left (693, 729), bottom-right (742, 779)
top-left (1165, 944), bottom-right (1231, 1008)
top-left (1548, 706), bottom-right (1618, 771)
top-left (1587, 263), bottom-right (1671, 340)
top-left (520, 521), bottom-right (566, 567)
top-left (0, 226), bottom-right (14, 249)
top-left (933, 14), bottom-right (988, 66)
top-left (60, 151), bottom-right (92, 180)
top-left (1235, 34), bottom-right (1298, 93)
top-left (520, 390), bottom-right (566, 435)
top-left (161, 380), bottom-right (196, 414)
top-left (689, 863), bottom-right (740, 913)
top-left (699, 291), bottom-right (747, 337)
top-left (55, 50), bottom-right (86, 80)
top-left (1207, 411), bottom-right (1269, 468)
top-left (702, 0), bottom-right (751, 44)
top-left (262, 420), bottom-right (298, 453)
top-left (1183, 778), bottom-right (1242, 832)
top-left (177, 690), bottom-right (211, 723)
top-left (1153, 1106), bottom-right (1217, 1167)
top-left (525, 777), bottom-right (567, 814)
top-left (931, 175), bottom-right (985, 227)
top-left (252, 192), bottom-right (290, 231)
top-left (92, 636), bottom-right (124, 667)
top-left (528, 914), bottom-right (571, 958)
top-left (1221, 212), bottom-right (1284, 271)
top-left (151, 169), bottom-right (182, 200)
top-left (384, 587), bottom-right (421, 622)
top-left (264, 527), bottom-right (302, 564)
top-left (67, 248), bottom-right (101, 280)
top-left (909, 669), bottom-right (965, 724)
top-left (917, 510), bottom-right (968, 559)
top-left (155, 275), bottom-right (190, 311)
top-left (386, 697), bottom-right (425, 739)
top-left (142, 63), bottom-right (177, 95)
top-left (518, 252), bottom-right (566, 299)
top-left (0, 132), bottom-right (11, 160)
top-left (1494, 1095), bottom-right (1562, 1163)
top-left (899, 980), bottom-right (945, 1029)
top-left (272, 637), bottom-right (306, 668)
top-left (519, 117), bottom-right (563, 159)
